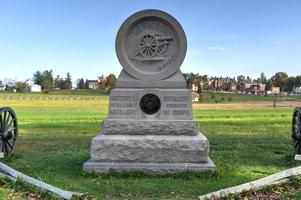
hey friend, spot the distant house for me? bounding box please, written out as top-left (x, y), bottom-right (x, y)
top-left (191, 83), bottom-right (198, 92)
top-left (86, 80), bottom-right (99, 89)
top-left (242, 81), bottom-right (265, 95)
top-left (191, 92), bottom-right (199, 102)
top-left (208, 76), bottom-right (237, 91)
top-left (230, 83), bottom-right (237, 92)
top-left (30, 84), bottom-right (41, 92)
top-left (271, 86), bottom-right (280, 94)
top-left (295, 87), bottom-right (301, 94)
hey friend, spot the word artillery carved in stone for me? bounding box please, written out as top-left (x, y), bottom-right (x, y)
top-left (84, 9), bottom-right (215, 174)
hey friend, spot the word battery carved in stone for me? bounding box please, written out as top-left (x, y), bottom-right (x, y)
top-left (83, 9), bottom-right (215, 174)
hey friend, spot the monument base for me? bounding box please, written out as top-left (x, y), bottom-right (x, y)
top-left (83, 159), bottom-right (215, 175)
top-left (83, 133), bottom-right (216, 174)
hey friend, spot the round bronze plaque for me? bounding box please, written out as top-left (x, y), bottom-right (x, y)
top-left (140, 94), bottom-right (161, 115)
top-left (116, 9), bottom-right (187, 81)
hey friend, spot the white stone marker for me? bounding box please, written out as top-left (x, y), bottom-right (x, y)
top-left (83, 9), bottom-right (215, 174)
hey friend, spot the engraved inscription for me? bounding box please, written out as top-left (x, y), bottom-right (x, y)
top-left (109, 94), bottom-right (139, 116)
top-left (166, 103), bottom-right (187, 108)
top-left (111, 96), bottom-right (138, 101)
top-left (164, 96), bottom-right (189, 102)
top-left (109, 109), bottom-right (136, 115)
top-left (163, 95), bottom-right (190, 116)
top-left (172, 110), bottom-right (189, 116)
top-left (111, 103), bottom-right (138, 108)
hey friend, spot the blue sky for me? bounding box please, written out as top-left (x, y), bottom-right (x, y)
top-left (0, 0), bottom-right (300, 83)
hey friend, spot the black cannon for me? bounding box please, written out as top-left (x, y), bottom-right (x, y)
top-left (292, 107), bottom-right (301, 154)
top-left (0, 107), bottom-right (18, 155)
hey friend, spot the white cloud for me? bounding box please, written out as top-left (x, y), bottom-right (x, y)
top-left (207, 46), bottom-right (226, 51)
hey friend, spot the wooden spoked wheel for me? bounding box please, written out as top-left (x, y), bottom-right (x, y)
top-left (0, 107), bottom-right (18, 155)
top-left (292, 107), bottom-right (301, 154)
top-left (139, 34), bottom-right (158, 58)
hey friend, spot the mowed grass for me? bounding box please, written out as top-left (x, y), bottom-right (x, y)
top-left (0, 92), bottom-right (301, 199)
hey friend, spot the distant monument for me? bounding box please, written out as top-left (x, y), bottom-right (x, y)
top-left (83, 9), bottom-right (215, 174)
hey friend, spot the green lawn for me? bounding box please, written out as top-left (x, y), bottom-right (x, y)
top-left (0, 92), bottom-right (300, 199)
top-left (0, 189), bottom-right (26, 200)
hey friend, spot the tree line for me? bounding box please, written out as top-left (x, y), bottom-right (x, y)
top-left (33, 70), bottom-right (72, 91)
top-left (1, 70), bottom-right (300, 93)
top-left (0, 70), bottom-right (118, 92)
top-left (76, 74), bottom-right (117, 89)
top-left (183, 72), bottom-right (301, 92)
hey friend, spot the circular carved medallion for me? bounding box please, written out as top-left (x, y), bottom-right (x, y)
top-left (140, 94), bottom-right (161, 115)
top-left (116, 9), bottom-right (187, 81)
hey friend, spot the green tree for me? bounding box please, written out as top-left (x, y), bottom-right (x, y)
top-left (222, 82), bottom-right (231, 91)
top-left (54, 75), bottom-right (64, 89)
top-left (200, 75), bottom-right (209, 91)
top-left (192, 73), bottom-right (202, 92)
top-left (84, 79), bottom-right (89, 89)
top-left (183, 72), bottom-right (197, 90)
top-left (41, 70), bottom-right (54, 91)
top-left (15, 80), bottom-right (29, 92)
top-left (286, 76), bottom-right (297, 92)
top-left (271, 72), bottom-right (288, 92)
top-left (265, 79), bottom-right (273, 91)
top-left (63, 72), bottom-right (72, 89)
top-left (32, 71), bottom-right (42, 85)
top-left (76, 78), bottom-right (85, 89)
top-left (257, 72), bottom-right (267, 84)
top-left (237, 75), bottom-right (245, 91)
top-left (53, 73), bottom-right (72, 90)
top-left (246, 76), bottom-right (252, 82)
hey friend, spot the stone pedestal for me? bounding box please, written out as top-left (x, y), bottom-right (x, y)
top-left (83, 9), bottom-right (215, 174)
top-left (83, 88), bottom-right (215, 174)
top-left (84, 133), bottom-right (215, 174)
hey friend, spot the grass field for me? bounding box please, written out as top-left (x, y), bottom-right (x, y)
top-left (0, 91), bottom-right (301, 199)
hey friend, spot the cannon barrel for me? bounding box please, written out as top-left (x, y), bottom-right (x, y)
top-left (156, 36), bottom-right (173, 40)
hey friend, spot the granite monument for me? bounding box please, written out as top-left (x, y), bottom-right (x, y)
top-left (83, 9), bottom-right (215, 174)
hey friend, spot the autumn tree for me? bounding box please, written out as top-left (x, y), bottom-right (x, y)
top-left (105, 74), bottom-right (117, 88)
top-left (97, 75), bottom-right (106, 89)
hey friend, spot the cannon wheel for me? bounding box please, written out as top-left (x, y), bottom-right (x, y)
top-left (139, 34), bottom-right (158, 58)
top-left (0, 107), bottom-right (18, 155)
top-left (292, 107), bottom-right (301, 154)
